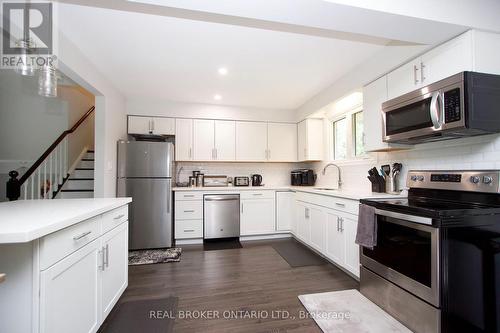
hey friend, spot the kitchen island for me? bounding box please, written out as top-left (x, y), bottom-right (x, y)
top-left (0, 198), bottom-right (131, 333)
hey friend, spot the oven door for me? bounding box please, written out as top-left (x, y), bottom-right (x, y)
top-left (360, 209), bottom-right (440, 307)
top-left (382, 76), bottom-right (465, 143)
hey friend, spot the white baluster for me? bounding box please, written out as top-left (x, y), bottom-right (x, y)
top-left (37, 167), bottom-right (41, 199)
top-left (64, 137), bottom-right (68, 179)
top-left (23, 182), bottom-right (27, 200)
top-left (30, 176), bottom-right (34, 200)
top-left (59, 144), bottom-right (63, 185)
top-left (43, 160), bottom-right (47, 199)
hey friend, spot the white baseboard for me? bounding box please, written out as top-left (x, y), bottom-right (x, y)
top-left (239, 233), bottom-right (292, 241)
top-left (175, 238), bottom-right (203, 245)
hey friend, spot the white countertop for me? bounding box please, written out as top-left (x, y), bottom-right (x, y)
top-left (173, 186), bottom-right (405, 200)
top-left (0, 198), bottom-right (132, 244)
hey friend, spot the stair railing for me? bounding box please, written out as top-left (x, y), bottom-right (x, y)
top-left (6, 106), bottom-right (95, 201)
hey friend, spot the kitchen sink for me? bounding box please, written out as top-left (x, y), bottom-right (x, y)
top-left (313, 187), bottom-right (338, 191)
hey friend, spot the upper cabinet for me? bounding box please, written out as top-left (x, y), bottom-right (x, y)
top-left (267, 123), bottom-right (297, 162)
top-left (297, 118), bottom-right (323, 161)
top-left (236, 121), bottom-right (268, 161)
top-left (363, 76), bottom-right (410, 152)
top-left (175, 118), bottom-right (193, 161)
top-left (193, 119), bottom-right (215, 161)
top-left (387, 30), bottom-right (500, 100)
top-left (214, 120), bottom-right (236, 161)
top-left (127, 116), bottom-right (175, 135)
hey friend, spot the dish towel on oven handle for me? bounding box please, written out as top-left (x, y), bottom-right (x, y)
top-left (355, 204), bottom-right (377, 249)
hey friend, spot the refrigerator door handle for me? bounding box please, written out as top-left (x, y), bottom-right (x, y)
top-left (167, 187), bottom-right (171, 213)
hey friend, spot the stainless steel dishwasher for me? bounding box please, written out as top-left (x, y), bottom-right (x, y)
top-left (204, 194), bottom-right (240, 239)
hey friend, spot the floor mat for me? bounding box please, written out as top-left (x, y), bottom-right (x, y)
top-left (100, 296), bottom-right (178, 333)
top-left (298, 290), bottom-right (411, 333)
top-left (128, 248), bottom-right (182, 265)
top-left (272, 239), bottom-right (326, 267)
top-left (204, 238), bottom-right (242, 251)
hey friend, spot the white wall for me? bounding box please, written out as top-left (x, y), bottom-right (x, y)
top-left (57, 31), bottom-right (126, 198)
top-left (126, 98), bottom-right (297, 123)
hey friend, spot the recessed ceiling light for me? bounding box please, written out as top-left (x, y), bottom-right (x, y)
top-left (213, 94), bottom-right (222, 100)
top-left (218, 67), bottom-right (228, 75)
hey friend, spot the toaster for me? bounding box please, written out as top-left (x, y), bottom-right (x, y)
top-left (234, 176), bottom-right (249, 186)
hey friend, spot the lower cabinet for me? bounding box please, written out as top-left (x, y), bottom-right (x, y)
top-left (276, 191), bottom-right (295, 231)
top-left (240, 197), bottom-right (275, 235)
top-left (295, 197), bottom-right (360, 278)
top-left (40, 222), bottom-right (128, 333)
top-left (40, 239), bottom-right (101, 333)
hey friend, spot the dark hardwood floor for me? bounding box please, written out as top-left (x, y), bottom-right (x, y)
top-left (119, 239), bottom-right (359, 332)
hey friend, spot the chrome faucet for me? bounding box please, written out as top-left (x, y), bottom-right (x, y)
top-left (322, 163), bottom-right (342, 189)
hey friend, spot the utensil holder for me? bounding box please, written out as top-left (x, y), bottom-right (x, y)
top-left (385, 176), bottom-right (400, 194)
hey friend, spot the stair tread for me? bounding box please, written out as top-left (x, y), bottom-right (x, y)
top-left (87, 150), bottom-right (95, 153)
top-left (61, 189), bottom-right (94, 192)
top-left (75, 168), bottom-right (94, 170)
top-left (81, 158), bottom-right (95, 161)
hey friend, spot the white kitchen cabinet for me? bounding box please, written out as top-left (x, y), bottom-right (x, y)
top-left (297, 119), bottom-right (323, 161)
top-left (296, 202), bottom-right (310, 243)
top-left (240, 196), bottom-right (275, 235)
top-left (128, 116), bottom-right (151, 135)
top-left (100, 222), bottom-right (128, 320)
top-left (363, 76), bottom-right (411, 152)
top-left (236, 121), bottom-right (268, 161)
top-left (175, 118), bottom-right (193, 161)
top-left (276, 191), bottom-right (295, 231)
top-left (40, 239), bottom-right (101, 333)
top-left (309, 205), bottom-right (327, 253)
top-left (325, 209), bottom-right (344, 265)
top-left (193, 119), bottom-right (215, 161)
top-left (128, 116), bottom-right (175, 135)
top-left (387, 59), bottom-right (421, 100)
top-left (214, 120), bottom-right (236, 161)
top-left (267, 123), bottom-right (297, 162)
top-left (152, 117), bottom-right (175, 135)
top-left (342, 215), bottom-right (360, 276)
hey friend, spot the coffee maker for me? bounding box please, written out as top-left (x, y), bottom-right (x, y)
top-left (251, 174), bottom-right (263, 186)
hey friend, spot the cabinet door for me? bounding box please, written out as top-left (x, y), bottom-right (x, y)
top-left (276, 191), bottom-right (295, 231)
top-left (309, 205), bottom-right (327, 253)
top-left (152, 117), bottom-right (175, 135)
top-left (101, 222), bottom-right (128, 320)
top-left (214, 120), bottom-right (236, 161)
top-left (421, 32), bottom-right (473, 86)
top-left (175, 119), bottom-right (193, 161)
top-left (128, 116), bottom-right (151, 135)
top-left (342, 215), bottom-right (360, 277)
top-left (387, 59), bottom-right (421, 100)
top-left (325, 209), bottom-right (344, 265)
top-left (240, 199), bottom-right (275, 235)
top-left (305, 119), bottom-right (324, 161)
top-left (267, 123), bottom-right (297, 162)
top-left (40, 239), bottom-right (101, 333)
top-left (297, 120), bottom-right (306, 161)
top-left (193, 119), bottom-right (215, 161)
top-left (235, 121), bottom-right (268, 161)
top-left (296, 203), bottom-right (311, 243)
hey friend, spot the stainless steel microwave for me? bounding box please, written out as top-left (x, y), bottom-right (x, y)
top-left (382, 71), bottom-right (500, 144)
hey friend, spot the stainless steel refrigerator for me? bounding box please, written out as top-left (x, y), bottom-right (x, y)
top-left (117, 140), bottom-right (173, 249)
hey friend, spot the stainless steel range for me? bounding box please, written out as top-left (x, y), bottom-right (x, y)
top-left (360, 170), bottom-right (500, 333)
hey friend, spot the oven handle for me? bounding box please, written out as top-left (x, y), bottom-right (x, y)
top-left (374, 208), bottom-right (433, 226)
top-left (430, 91), bottom-right (444, 130)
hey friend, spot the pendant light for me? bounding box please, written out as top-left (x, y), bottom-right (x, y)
top-left (38, 64), bottom-right (58, 97)
top-left (15, 39), bottom-right (36, 76)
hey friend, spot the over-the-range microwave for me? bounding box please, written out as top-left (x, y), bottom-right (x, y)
top-left (382, 71), bottom-right (500, 144)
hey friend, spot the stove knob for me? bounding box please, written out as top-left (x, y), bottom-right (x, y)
top-left (470, 176), bottom-right (480, 184)
top-left (417, 175), bottom-right (424, 181)
top-left (410, 175), bottom-right (418, 181)
top-left (483, 176), bottom-right (493, 185)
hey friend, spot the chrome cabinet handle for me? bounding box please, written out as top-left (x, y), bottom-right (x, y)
top-left (183, 210), bottom-right (195, 213)
top-left (105, 244), bottom-right (109, 268)
top-left (335, 202), bottom-right (345, 208)
top-left (336, 217), bottom-right (340, 232)
top-left (188, 148), bottom-right (192, 159)
top-left (413, 64), bottom-right (419, 85)
top-left (420, 62), bottom-right (425, 83)
top-left (73, 231), bottom-right (91, 241)
top-left (241, 203), bottom-right (244, 214)
top-left (215, 149), bottom-right (218, 160)
top-left (339, 217), bottom-right (344, 232)
top-left (252, 193), bottom-right (263, 196)
top-left (114, 214), bottom-right (125, 220)
top-left (99, 247), bottom-right (105, 271)
top-left (184, 229), bottom-right (195, 232)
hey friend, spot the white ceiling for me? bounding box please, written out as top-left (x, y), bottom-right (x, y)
top-left (58, 3), bottom-right (388, 110)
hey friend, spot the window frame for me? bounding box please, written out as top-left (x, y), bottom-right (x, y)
top-left (329, 106), bottom-right (367, 162)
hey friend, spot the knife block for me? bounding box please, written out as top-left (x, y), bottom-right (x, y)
top-left (371, 180), bottom-right (386, 193)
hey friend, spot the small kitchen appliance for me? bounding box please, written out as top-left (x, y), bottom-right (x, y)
top-left (251, 174), bottom-right (263, 186)
top-left (234, 176), bottom-right (249, 186)
top-left (291, 169), bottom-right (317, 186)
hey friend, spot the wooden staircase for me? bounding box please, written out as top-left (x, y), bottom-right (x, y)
top-left (58, 150), bottom-right (95, 199)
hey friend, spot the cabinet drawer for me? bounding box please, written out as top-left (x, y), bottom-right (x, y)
top-left (240, 191), bottom-right (275, 200)
top-left (40, 216), bottom-right (100, 270)
top-left (102, 205), bottom-right (128, 234)
top-left (296, 192), bottom-right (358, 216)
top-left (175, 219), bottom-right (203, 239)
top-left (175, 201), bottom-right (203, 220)
top-left (176, 192), bottom-right (203, 201)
